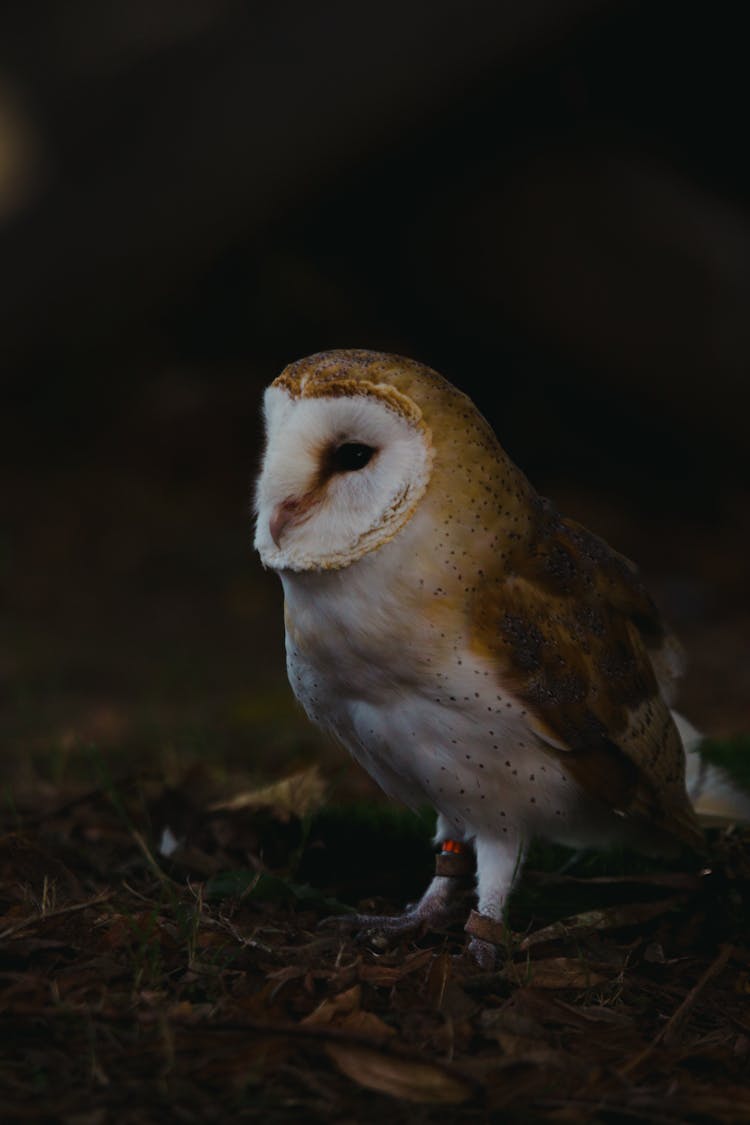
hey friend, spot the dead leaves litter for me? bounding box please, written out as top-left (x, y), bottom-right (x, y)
top-left (1, 764), bottom-right (749, 1121)
top-left (325, 1042), bottom-right (474, 1104)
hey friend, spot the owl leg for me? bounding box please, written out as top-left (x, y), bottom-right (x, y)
top-left (320, 825), bottom-right (474, 940)
top-left (465, 833), bottom-right (526, 969)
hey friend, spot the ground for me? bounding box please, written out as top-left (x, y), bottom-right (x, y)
top-left (1, 743), bottom-right (749, 1123)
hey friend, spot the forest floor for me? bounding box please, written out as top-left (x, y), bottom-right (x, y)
top-left (1, 741), bottom-right (750, 1123)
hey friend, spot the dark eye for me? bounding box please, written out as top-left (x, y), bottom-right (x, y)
top-left (330, 442), bottom-right (376, 472)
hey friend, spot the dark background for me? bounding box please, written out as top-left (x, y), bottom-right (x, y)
top-left (2, 0), bottom-right (748, 794)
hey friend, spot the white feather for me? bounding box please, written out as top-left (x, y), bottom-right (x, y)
top-left (673, 711), bottom-right (750, 825)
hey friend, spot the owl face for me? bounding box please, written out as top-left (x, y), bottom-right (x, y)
top-left (255, 381), bottom-right (434, 571)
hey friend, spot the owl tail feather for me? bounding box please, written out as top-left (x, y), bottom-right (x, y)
top-left (673, 711), bottom-right (750, 827)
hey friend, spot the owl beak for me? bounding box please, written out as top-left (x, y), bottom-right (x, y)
top-left (270, 493), bottom-right (318, 546)
top-left (270, 499), bottom-right (297, 546)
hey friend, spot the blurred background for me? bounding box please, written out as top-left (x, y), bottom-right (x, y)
top-left (1, 0), bottom-right (748, 798)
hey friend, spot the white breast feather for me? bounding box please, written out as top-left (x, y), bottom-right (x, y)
top-left (281, 519), bottom-right (623, 852)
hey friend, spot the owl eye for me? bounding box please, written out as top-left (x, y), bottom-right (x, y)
top-left (330, 442), bottom-right (376, 472)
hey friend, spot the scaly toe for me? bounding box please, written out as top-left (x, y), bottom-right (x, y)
top-left (318, 913), bottom-right (356, 930)
top-left (354, 911), bottom-right (426, 938)
top-left (466, 936), bottom-right (498, 970)
top-left (318, 910), bottom-right (420, 936)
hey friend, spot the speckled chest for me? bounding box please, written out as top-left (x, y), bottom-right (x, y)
top-left (280, 564), bottom-right (586, 844)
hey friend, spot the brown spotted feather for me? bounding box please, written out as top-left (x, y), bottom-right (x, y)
top-left (471, 502), bottom-right (703, 850)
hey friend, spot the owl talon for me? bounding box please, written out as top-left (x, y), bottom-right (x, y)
top-left (466, 936), bottom-right (498, 970)
top-left (368, 908), bottom-right (449, 935)
top-left (318, 910), bottom-right (425, 936)
top-left (318, 869), bottom-right (463, 939)
top-left (318, 903), bottom-right (455, 940)
top-left (353, 908), bottom-right (455, 946)
top-left (318, 913), bottom-right (361, 930)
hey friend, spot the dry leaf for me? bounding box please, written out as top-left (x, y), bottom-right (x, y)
top-left (300, 983), bottom-right (395, 1041)
top-left (519, 896), bottom-right (685, 950)
top-left (340, 1009), bottom-right (396, 1041)
top-left (326, 1043), bottom-right (472, 1103)
top-left (486, 1031), bottom-right (570, 1067)
top-left (555, 1001), bottom-right (635, 1027)
top-left (505, 957), bottom-right (609, 990)
top-left (209, 766), bottom-right (326, 822)
top-left (480, 1006), bottom-right (546, 1040)
top-left (359, 948), bottom-right (434, 986)
top-left (302, 984), bottom-right (361, 1026)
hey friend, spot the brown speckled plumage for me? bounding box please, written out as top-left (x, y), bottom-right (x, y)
top-left (470, 510), bottom-right (701, 850)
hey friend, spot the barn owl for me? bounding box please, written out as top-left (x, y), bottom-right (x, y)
top-left (254, 349), bottom-right (749, 967)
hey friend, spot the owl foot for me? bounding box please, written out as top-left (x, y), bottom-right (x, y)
top-left (463, 909), bottom-right (507, 969)
top-left (319, 870), bottom-right (464, 943)
top-left (466, 937), bottom-right (498, 970)
top-left (318, 905), bottom-right (452, 948)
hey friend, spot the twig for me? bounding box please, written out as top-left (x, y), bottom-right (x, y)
top-left (619, 944), bottom-right (734, 1075)
top-left (216, 911), bottom-right (276, 956)
top-left (0, 892), bottom-right (113, 941)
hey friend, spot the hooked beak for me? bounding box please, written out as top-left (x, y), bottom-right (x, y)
top-left (269, 493), bottom-right (317, 546)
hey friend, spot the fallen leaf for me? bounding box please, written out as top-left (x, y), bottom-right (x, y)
top-left (484, 1030), bottom-right (570, 1067)
top-left (296, 976), bottom-right (394, 1040)
top-left (340, 1009), bottom-right (396, 1041)
top-left (302, 983), bottom-right (361, 1026)
top-left (554, 1000), bottom-right (635, 1027)
top-left (266, 964), bottom-right (307, 994)
top-left (504, 957), bottom-right (609, 990)
top-left (519, 896), bottom-right (685, 950)
top-left (358, 948), bottom-right (434, 986)
top-left (479, 1006), bottom-right (546, 1040)
top-left (209, 767), bottom-right (326, 822)
top-left (325, 1043), bottom-right (472, 1103)
top-left (168, 1000), bottom-right (195, 1020)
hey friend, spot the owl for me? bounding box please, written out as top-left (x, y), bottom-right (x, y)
top-left (254, 349), bottom-right (748, 967)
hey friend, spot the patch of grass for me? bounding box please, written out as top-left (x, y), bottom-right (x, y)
top-left (701, 734), bottom-right (750, 789)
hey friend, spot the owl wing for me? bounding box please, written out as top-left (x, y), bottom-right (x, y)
top-left (472, 502), bottom-right (703, 850)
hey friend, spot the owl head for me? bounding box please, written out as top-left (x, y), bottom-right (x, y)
top-left (254, 349), bottom-right (529, 572)
top-left (254, 351), bottom-right (439, 571)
